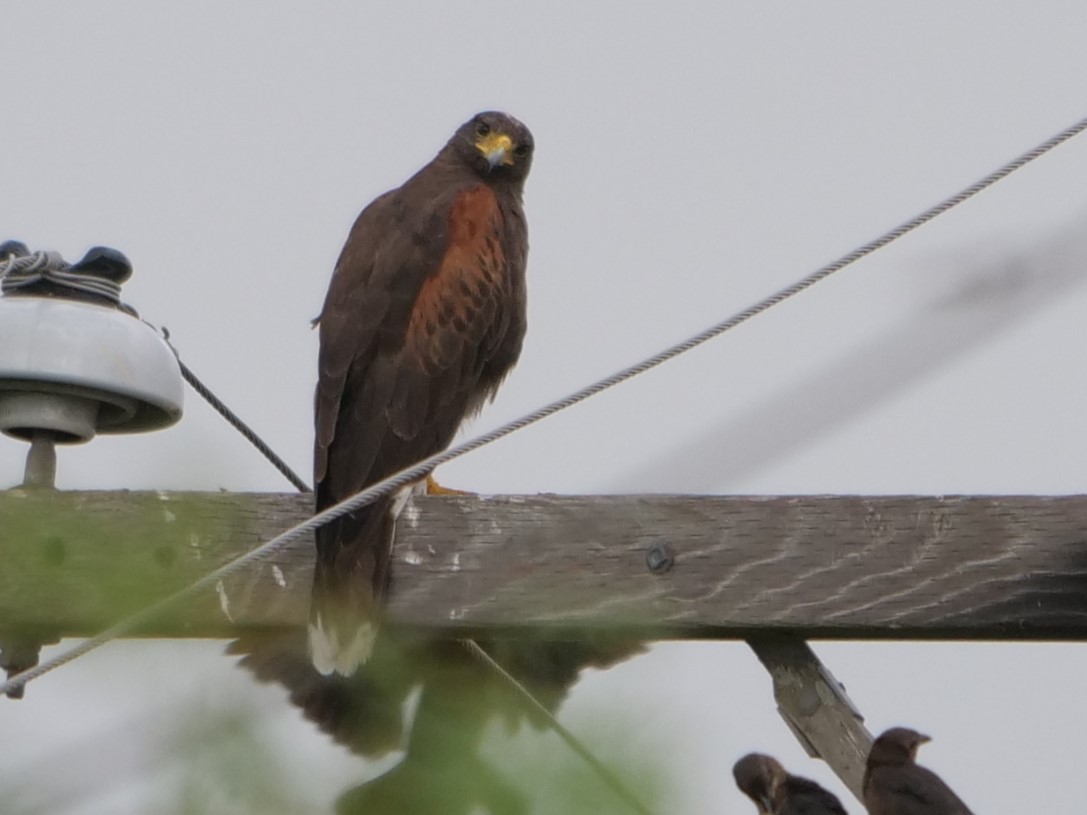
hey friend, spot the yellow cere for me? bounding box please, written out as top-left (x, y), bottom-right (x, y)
top-left (476, 132), bottom-right (515, 166)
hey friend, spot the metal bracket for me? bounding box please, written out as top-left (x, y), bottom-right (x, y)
top-left (1, 631), bottom-right (58, 699)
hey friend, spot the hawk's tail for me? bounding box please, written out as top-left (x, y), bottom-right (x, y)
top-left (226, 629), bottom-right (410, 758)
top-left (308, 495), bottom-right (400, 677)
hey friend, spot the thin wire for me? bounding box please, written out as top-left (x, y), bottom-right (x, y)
top-left (176, 355), bottom-right (312, 493)
top-left (5, 112), bottom-right (1087, 698)
top-left (460, 639), bottom-right (655, 815)
top-left (0, 250), bottom-right (123, 302)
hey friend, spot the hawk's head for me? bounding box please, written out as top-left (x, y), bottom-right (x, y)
top-left (450, 111), bottom-right (534, 183)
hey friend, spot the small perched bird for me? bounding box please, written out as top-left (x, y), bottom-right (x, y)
top-left (733, 753), bottom-right (849, 815)
top-left (863, 727), bottom-right (975, 815)
top-left (309, 111), bottom-right (534, 676)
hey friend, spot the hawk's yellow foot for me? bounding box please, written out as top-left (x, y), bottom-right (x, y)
top-left (426, 474), bottom-right (473, 496)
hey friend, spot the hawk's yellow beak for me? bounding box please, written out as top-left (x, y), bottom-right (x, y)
top-left (476, 132), bottom-right (514, 168)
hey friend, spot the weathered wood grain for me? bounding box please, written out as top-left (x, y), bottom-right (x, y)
top-left (1, 491), bottom-right (1087, 638)
top-left (748, 637), bottom-right (872, 800)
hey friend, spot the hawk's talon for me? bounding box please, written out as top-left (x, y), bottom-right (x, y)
top-left (426, 474), bottom-right (473, 496)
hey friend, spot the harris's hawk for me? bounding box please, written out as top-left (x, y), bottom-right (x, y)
top-left (309, 111), bottom-right (534, 676)
top-left (733, 753), bottom-right (850, 815)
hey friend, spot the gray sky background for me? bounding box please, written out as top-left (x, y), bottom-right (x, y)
top-left (4, 2), bottom-right (1087, 812)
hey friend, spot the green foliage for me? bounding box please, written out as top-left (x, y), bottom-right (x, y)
top-left (487, 716), bottom-right (669, 815)
top-left (0, 655), bottom-right (670, 814)
top-left (0, 491), bottom-right (247, 631)
top-left (0, 487), bottom-right (670, 813)
top-left (155, 700), bottom-right (311, 815)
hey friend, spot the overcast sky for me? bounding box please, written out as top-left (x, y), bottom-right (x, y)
top-left (4, 2), bottom-right (1087, 812)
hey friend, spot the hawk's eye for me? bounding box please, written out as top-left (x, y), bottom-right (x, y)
top-left (513, 143), bottom-right (530, 157)
top-left (475, 121), bottom-right (491, 137)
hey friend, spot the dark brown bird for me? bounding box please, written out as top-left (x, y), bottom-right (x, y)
top-left (309, 111), bottom-right (534, 675)
top-left (733, 753), bottom-right (849, 815)
top-left (863, 727), bottom-right (975, 815)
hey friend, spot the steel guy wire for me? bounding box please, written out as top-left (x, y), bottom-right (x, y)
top-left (169, 337), bottom-right (312, 493)
top-left (460, 640), bottom-right (655, 815)
top-left (5, 111), bottom-right (1087, 699)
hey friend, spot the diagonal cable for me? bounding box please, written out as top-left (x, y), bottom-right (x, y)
top-left (4, 112), bottom-right (1087, 699)
top-left (460, 639), bottom-right (655, 815)
top-left (177, 358), bottom-right (312, 493)
top-left (159, 327), bottom-right (312, 493)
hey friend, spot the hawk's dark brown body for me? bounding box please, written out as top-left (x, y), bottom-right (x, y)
top-left (309, 112), bottom-right (534, 675)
